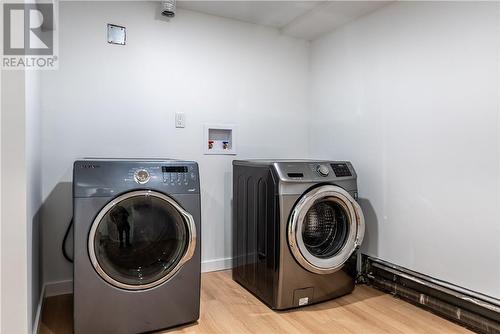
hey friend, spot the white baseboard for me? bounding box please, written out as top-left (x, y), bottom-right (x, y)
top-left (201, 257), bottom-right (233, 273)
top-left (33, 285), bottom-right (46, 334)
top-left (45, 280), bottom-right (73, 297)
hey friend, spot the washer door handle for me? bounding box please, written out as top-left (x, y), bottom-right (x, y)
top-left (352, 199), bottom-right (365, 248)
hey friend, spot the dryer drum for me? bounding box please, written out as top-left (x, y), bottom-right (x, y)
top-left (88, 190), bottom-right (196, 290)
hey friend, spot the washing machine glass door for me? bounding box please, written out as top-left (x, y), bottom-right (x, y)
top-left (88, 190), bottom-right (196, 290)
top-left (288, 185), bottom-right (364, 274)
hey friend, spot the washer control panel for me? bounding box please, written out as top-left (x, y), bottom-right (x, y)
top-left (270, 161), bottom-right (355, 182)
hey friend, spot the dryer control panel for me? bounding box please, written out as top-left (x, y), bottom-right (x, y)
top-left (125, 164), bottom-right (197, 191)
top-left (162, 165), bottom-right (197, 186)
top-left (74, 159), bottom-right (200, 197)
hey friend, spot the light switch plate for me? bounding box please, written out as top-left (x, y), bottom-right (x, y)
top-left (175, 112), bottom-right (186, 128)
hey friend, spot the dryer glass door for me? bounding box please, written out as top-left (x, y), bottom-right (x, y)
top-left (288, 185), bottom-right (364, 274)
top-left (88, 190), bottom-right (196, 290)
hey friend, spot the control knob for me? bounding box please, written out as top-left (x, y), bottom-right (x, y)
top-left (316, 164), bottom-right (330, 177)
top-left (134, 169), bottom-right (150, 184)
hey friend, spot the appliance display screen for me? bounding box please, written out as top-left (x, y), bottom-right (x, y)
top-left (331, 163), bottom-right (352, 177)
top-left (162, 166), bottom-right (188, 173)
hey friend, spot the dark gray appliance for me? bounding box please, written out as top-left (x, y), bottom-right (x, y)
top-left (232, 160), bottom-right (365, 310)
top-left (73, 159), bottom-right (201, 333)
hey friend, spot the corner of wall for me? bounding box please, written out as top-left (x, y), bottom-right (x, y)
top-left (1, 69), bottom-right (29, 334)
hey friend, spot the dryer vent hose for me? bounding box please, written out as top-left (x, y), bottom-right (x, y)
top-left (62, 218), bottom-right (74, 263)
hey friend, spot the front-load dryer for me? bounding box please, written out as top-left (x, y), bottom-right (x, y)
top-left (232, 160), bottom-right (364, 310)
top-left (73, 159), bottom-right (201, 333)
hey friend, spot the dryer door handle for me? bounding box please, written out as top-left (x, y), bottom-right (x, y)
top-left (178, 209), bottom-right (197, 265)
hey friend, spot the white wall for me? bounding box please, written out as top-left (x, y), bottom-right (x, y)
top-left (0, 65), bottom-right (42, 334)
top-left (0, 64), bottom-right (2, 334)
top-left (26, 69), bottom-right (43, 332)
top-left (1, 70), bottom-right (29, 333)
top-left (310, 1), bottom-right (500, 298)
top-left (40, 1), bottom-right (309, 285)
top-left (0, 73), bottom-right (42, 334)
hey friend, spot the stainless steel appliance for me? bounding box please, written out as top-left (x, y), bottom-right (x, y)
top-left (232, 160), bottom-right (364, 309)
top-left (73, 159), bottom-right (201, 333)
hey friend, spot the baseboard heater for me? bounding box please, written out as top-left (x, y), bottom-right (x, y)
top-left (363, 256), bottom-right (500, 334)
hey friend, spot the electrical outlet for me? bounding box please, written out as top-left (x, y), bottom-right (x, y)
top-left (175, 112), bottom-right (186, 128)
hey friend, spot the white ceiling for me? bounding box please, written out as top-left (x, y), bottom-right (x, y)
top-left (177, 1), bottom-right (391, 40)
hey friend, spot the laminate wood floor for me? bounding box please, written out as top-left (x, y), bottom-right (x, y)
top-left (40, 270), bottom-right (471, 334)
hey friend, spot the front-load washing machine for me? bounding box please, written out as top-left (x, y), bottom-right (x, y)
top-left (232, 160), bottom-right (365, 310)
top-left (73, 159), bottom-right (201, 333)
